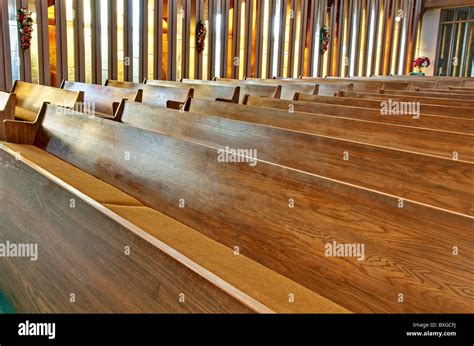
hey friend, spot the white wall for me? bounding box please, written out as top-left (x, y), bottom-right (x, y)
top-left (418, 9), bottom-right (441, 76)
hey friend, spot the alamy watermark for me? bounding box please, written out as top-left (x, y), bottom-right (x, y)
top-left (217, 146), bottom-right (258, 166)
top-left (380, 99), bottom-right (420, 119)
top-left (54, 101), bottom-right (96, 117)
top-left (325, 240), bottom-right (365, 261)
top-left (0, 241), bottom-right (38, 261)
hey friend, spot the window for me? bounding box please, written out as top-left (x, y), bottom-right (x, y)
top-left (436, 6), bottom-right (474, 77)
top-left (8, 0), bottom-right (20, 83)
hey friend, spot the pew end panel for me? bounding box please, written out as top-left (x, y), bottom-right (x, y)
top-left (12, 81), bottom-right (83, 122)
top-left (0, 92), bottom-right (16, 140)
top-left (3, 102), bottom-right (48, 144)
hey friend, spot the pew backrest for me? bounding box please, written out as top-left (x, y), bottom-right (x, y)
top-left (339, 90), bottom-right (474, 108)
top-left (105, 79), bottom-right (193, 108)
top-left (145, 79), bottom-right (240, 102)
top-left (119, 100), bottom-right (474, 216)
top-left (295, 93), bottom-right (474, 118)
top-left (61, 81), bottom-right (142, 117)
top-left (434, 80), bottom-right (465, 89)
top-left (317, 83), bottom-right (353, 96)
top-left (186, 97), bottom-right (474, 162)
top-left (381, 89), bottom-right (474, 100)
top-left (11, 81), bottom-right (83, 122)
top-left (243, 95), bottom-right (474, 134)
top-left (381, 82), bottom-right (410, 91)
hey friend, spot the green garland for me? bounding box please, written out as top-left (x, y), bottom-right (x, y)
top-left (320, 25), bottom-right (330, 54)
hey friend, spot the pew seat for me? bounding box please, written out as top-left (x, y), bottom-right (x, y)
top-left (0, 91), bottom-right (15, 140)
top-left (105, 80), bottom-right (193, 108)
top-left (12, 81), bottom-right (84, 122)
top-left (61, 81), bottom-right (142, 117)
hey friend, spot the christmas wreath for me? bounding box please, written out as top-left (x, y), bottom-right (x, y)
top-left (196, 20), bottom-right (207, 53)
top-left (17, 8), bottom-right (33, 50)
top-left (320, 25), bottom-right (330, 54)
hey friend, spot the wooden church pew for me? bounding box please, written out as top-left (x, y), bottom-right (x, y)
top-left (0, 145), bottom-right (265, 313)
top-left (380, 89), bottom-right (474, 100)
top-left (0, 91), bottom-right (15, 140)
top-left (185, 98), bottom-right (474, 162)
top-left (4, 104), bottom-right (472, 313)
top-left (340, 91), bottom-right (474, 108)
top-left (316, 83), bottom-right (353, 96)
top-left (448, 86), bottom-right (474, 92)
top-left (181, 78), bottom-right (282, 103)
top-left (295, 93), bottom-right (474, 119)
top-left (11, 81), bottom-right (84, 122)
top-left (301, 78), bottom-right (383, 93)
top-left (105, 79), bottom-right (193, 108)
top-left (434, 80), bottom-right (465, 89)
top-left (1, 104), bottom-right (348, 314)
top-left (243, 96), bottom-right (474, 134)
top-left (61, 81), bottom-right (143, 118)
top-left (417, 87), bottom-right (474, 95)
top-left (118, 100), bottom-right (474, 216)
top-left (214, 77), bottom-right (319, 100)
top-left (379, 82), bottom-right (410, 91)
top-left (145, 79), bottom-right (240, 103)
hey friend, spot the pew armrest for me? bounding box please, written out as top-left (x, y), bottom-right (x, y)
top-left (167, 99), bottom-right (189, 111)
top-left (4, 101), bottom-right (48, 144)
top-left (4, 120), bottom-right (38, 144)
top-left (0, 93), bottom-right (16, 140)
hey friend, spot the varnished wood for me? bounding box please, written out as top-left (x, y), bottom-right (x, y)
top-left (340, 91), bottom-right (474, 108)
top-left (0, 147), bottom-right (260, 313)
top-left (381, 89), bottom-right (474, 100)
top-left (18, 104), bottom-right (473, 313)
top-left (181, 79), bottom-right (282, 103)
top-left (187, 98), bottom-right (474, 162)
top-left (3, 102), bottom-right (49, 144)
top-left (105, 79), bottom-right (193, 108)
top-left (0, 91), bottom-right (15, 140)
top-left (61, 80), bottom-right (143, 117)
top-left (120, 100), bottom-right (474, 216)
top-left (145, 79), bottom-right (240, 103)
top-left (295, 93), bottom-right (474, 119)
top-left (244, 96), bottom-right (474, 134)
top-left (11, 81), bottom-right (84, 122)
top-left (316, 83), bottom-right (353, 96)
top-left (214, 78), bottom-right (320, 100)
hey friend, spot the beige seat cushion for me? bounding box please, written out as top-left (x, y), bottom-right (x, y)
top-left (104, 204), bottom-right (350, 314)
top-left (4, 143), bottom-right (143, 206)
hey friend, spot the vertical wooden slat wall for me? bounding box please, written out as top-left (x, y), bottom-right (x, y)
top-left (0, 0), bottom-right (427, 86)
top-left (55, 0), bottom-right (67, 86)
top-left (0, 0), bottom-right (12, 91)
top-left (207, 0), bottom-right (217, 79)
top-left (168, 0), bottom-right (177, 80)
top-left (108, 0), bottom-right (118, 80)
top-left (153, 0), bottom-right (163, 80)
top-left (92, 0), bottom-right (102, 84)
top-left (138, 0), bottom-right (147, 82)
